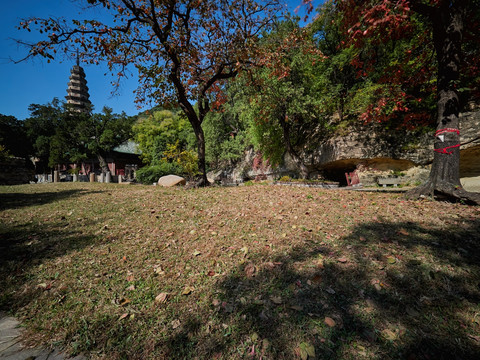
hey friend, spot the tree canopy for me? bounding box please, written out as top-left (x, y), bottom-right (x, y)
top-left (19, 0), bottom-right (283, 185)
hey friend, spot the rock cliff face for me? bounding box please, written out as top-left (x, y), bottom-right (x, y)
top-left (297, 106), bottom-right (479, 185)
top-left (210, 107), bottom-right (480, 185)
top-left (459, 107), bottom-right (480, 177)
top-left (306, 107), bottom-right (479, 178)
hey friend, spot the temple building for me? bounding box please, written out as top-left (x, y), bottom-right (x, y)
top-left (65, 57), bottom-right (91, 112)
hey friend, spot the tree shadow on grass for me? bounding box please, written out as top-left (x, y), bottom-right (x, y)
top-left (0, 215), bottom-right (102, 313)
top-left (0, 188), bottom-right (102, 211)
top-left (202, 216), bottom-right (480, 359)
top-left (16, 215), bottom-right (477, 360)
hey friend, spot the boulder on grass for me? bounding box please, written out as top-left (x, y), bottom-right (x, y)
top-left (158, 175), bottom-right (186, 187)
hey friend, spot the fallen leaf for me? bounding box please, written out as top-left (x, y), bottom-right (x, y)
top-left (381, 329), bottom-right (398, 341)
top-left (290, 305), bottom-right (303, 311)
top-left (154, 265), bottom-right (165, 275)
top-left (171, 319), bottom-right (181, 329)
top-left (270, 295), bottom-right (282, 305)
top-left (300, 342), bottom-right (315, 358)
top-left (182, 286), bottom-right (194, 295)
top-left (126, 284), bottom-right (135, 291)
top-left (311, 274), bottom-right (322, 285)
top-left (338, 257), bottom-right (348, 263)
top-left (155, 292), bottom-right (168, 303)
top-left (386, 256), bottom-right (397, 264)
top-left (118, 313), bottom-right (128, 321)
top-left (326, 287), bottom-right (336, 294)
top-left (299, 346), bottom-right (308, 360)
top-left (207, 270), bottom-right (215, 276)
top-left (245, 263), bottom-right (256, 278)
top-left (324, 317), bottom-right (336, 327)
top-left (398, 228), bottom-right (409, 236)
top-left (119, 298), bottom-right (131, 307)
top-left (468, 334), bottom-right (480, 342)
top-left (406, 307), bottom-right (419, 317)
top-left (193, 249), bottom-right (201, 256)
top-left (212, 299), bottom-right (221, 306)
top-left (262, 339), bottom-right (270, 349)
top-left (126, 275), bottom-right (135, 282)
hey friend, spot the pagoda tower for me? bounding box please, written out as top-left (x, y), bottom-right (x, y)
top-left (65, 55), bottom-right (91, 112)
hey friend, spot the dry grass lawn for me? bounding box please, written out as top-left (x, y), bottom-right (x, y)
top-left (1, 183), bottom-right (479, 359)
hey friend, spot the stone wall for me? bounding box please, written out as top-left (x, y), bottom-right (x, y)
top-left (0, 157), bottom-right (33, 185)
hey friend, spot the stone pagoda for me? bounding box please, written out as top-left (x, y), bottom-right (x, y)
top-left (65, 55), bottom-right (91, 112)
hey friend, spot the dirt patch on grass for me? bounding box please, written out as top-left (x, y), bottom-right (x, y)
top-left (1, 183), bottom-right (479, 359)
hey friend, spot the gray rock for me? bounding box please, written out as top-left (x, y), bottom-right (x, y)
top-left (157, 175), bottom-right (186, 187)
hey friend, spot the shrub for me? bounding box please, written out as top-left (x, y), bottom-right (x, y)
top-left (278, 176), bottom-right (291, 182)
top-left (0, 145), bottom-right (10, 161)
top-left (136, 162), bottom-right (184, 184)
top-left (163, 142), bottom-right (199, 178)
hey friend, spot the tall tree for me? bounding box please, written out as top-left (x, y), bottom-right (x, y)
top-left (18, 0), bottom-right (282, 185)
top-left (334, 0), bottom-right (480, 203)
top-left (238, 19), bottom-right (324, 178)
top-left (24, 99), bottom-right (64, 173)
top-left (76, 107), bottom-right (135, 174)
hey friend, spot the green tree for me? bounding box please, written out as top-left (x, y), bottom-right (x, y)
top-left (133, 109), bottom-right (194, 166)
top-left (0, 114), bottom-right (32, 160)
top-left (24, 99), bottom-right (64, 172)
top-left (238, 19), bottom-right (325, 178)
top-left (25, 100), bottom-right (134, 173)
top-left (76, 107), bottom-right (135, 174)
top-left (203, 85), bottom-right (252, 169)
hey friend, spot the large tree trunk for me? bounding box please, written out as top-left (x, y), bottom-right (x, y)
top-left (171, 74), bottom-right (210, 187)
top-left (279, 114), bottom-right (309, 179)
top-left (407, 1), bottom-right (480, 204)
top-left (191, 122), bottom-right (209, 186)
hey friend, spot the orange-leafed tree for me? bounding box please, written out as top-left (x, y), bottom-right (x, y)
top-left (327, 0), bottom-right (480, 203)
top-left (18, 0), bottom-right (282, 185)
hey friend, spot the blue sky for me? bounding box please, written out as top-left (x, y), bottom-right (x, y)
top-left (0, 1), bottom-right (322, 120)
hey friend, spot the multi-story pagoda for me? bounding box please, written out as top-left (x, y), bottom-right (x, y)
top-left (65, 56), bottom-right (91, 112)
